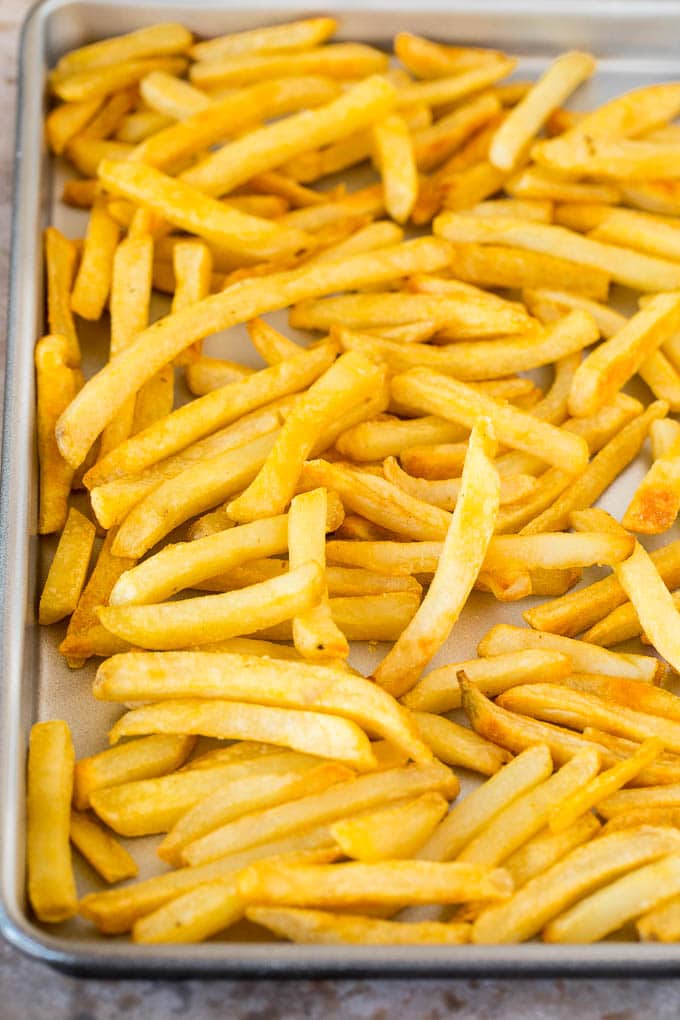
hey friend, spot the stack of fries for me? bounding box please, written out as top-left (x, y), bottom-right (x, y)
top-left (28, 18), bottom-right (680, 947)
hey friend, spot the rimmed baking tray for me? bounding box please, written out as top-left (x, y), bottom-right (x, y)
top-left (4, 0), bottom-right (680, 977)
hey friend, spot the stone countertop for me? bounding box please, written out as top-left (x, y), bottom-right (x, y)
top-left (1, 0), bottom-right (680, 1014)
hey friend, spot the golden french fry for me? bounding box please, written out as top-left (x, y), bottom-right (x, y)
top-left (504, 814), bottom-right (601, 889)
top-left (70, 198), bottom-right (120, 321)
top-left (330, 793), bottom-right (448, 862)
top-left (56, 237), bottom-right (449, 469)
top-left (80, 829), bottom-right (336, 933)
top-left (470, 198), bottom-right (553, 221)
top-left (94, 651), bottom-right (432, 766)
top-left (396, 59), bottom-right (516, 110)
top-left (418, 745), bottom-right (553, 863)
top-left (159, 763), bottom-right (350, 866)
top-left (384, 456), bottom-right (536, 510)
top-left (52, 56), bottom-right (188, 103)
top-left (401, 650), bottom-right (571, 714)
top-left (133, 876), bottom-right (243, 943)
top-left (183, 763), bottom-right (457, 866)
top-left (70, 810), bottom-right (138, 884)
top-left (447, 242), bottom-right (611, 299)
top-left (472, 826), bottom-right (680, 943)
top-left (374, 420), bottom-right (499, 695)
top-left (507, 166), bottom-right (619, 204)
top-left (140, 69), bottom-right (209, 118)
top-left (255, 591), bottom-right (421, 643)
top-left (46, 97), bottom-right (102, 154)
top-left (74, 733), bottom-right (196, 810)
top-left (39, 507), bottom-right (95, 625)
top-left (565, 675), bottom-right (680, 724)
top-left (624, 451), bottom-right (680, 534)
top-left (337, 414), bottom-right (467, 462)
top-left (55, 24), bottom-right (192, 77)
top-left (78, 87), bottom-right (137, 141)
top-left (489, 51), bottom-right (594, 172)
top-left (190, 43), bottom-right (388, 90)
top-left (372, 113), bottom-right (417, 223)
top-left (115, 109), bottom-right (173, 144)
top-left (44, 227), bottom-right (80, 365)
top-left (35, 335), bottom-right (78, 535)
top-left (185, 357), bottom-right (253, 393)
top-left (237, 858), bottom-right (513, 908)
top-left (27, 721), bottom-right (77, 922)
top-left (65, 136), bottom-right (133, 177)
top-left (191, 18), bottom-right (337, 61)
top-left (247, 906), bottom-right (471, 945)
top-left (434, 213), bottom-right (680, 292)
top-left (390, 367), bottom-right (590, 472)
top-left (394, 33), bottom-right (506, 78)
top-left (615, 542), bottom-right (680, 675)
top-left (414, 712), bottom-right (511, 776)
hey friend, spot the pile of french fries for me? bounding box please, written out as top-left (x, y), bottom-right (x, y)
top-left (28, 17), bottom-right (680, 947)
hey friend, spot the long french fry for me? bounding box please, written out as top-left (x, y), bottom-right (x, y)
top-left (247, 906), bottom-right (471, 945)
top-left (615, 542), bottom-right (680, 675)
top-left (39, 507), bottom-right (96, 624)
top-left (35, 336), bottom-right (78, 534)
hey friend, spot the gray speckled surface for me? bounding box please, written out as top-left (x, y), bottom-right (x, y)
top-left (2, 0), bottom-right (680, 1013)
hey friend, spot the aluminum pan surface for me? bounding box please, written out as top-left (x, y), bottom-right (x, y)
top-left (3, 0), bottom-right (680, 976)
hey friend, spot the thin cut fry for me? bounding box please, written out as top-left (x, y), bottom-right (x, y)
top-left (70, 810), bottom-right (138, 884)
top-left (44, 227), bottom-right (80, 365)
top-left (70, 199), bottom-right (120, 321)
top-left (615, 542), bottom-right (680, 675)
top-left (372, 114), bottom-right (418, 223)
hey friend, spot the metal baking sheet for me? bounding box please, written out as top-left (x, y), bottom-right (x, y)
top-left (3, 0), bottom-right (680, 977)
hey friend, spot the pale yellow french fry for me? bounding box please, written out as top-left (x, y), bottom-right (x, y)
top-left (191, 18), bottom-right (337, 62)
top-left (504, 814), bottom-right (601, 890)
top-left (44, 227), bottom-right (80, 365)
top-left (190, 43), bottom-right (388, 90)
top-left (489, 51), bottom-right (594, 172)
top-left (56, 237), bottom-right (449, 469)
top-left (46, 96), bottom-right (102, 154)
top-left (109, 498), bottom-right (342, 606)
top-left (159, 763), bottom-right (349, 866)
top-left (374, 420), bottom-right (499, 696)
top-left (27, 721), bottom-right (77, 923)
top-left (247, 906), bottom-right (471, 945)
top-left (254, 591), bottom-right (421, 643)
top-left (569, 293), bottom-right (680, 417)
top-left (471, 198), bottom-right (553, 222)
top-left (336, 414), bottom-right (467, 462)
top-left (74, 734), bottom-right (196, 811)
top-left (549, 739), bottom-right (664, 835)
top-left (59, 530), bottom-right (135, 665)
top-left (536, 134), bottom-right (680, 180)
top-left (70, 198), bottom-right (119, 321)
top-left (458, 750), bottom-right (600, 868)
top-left (545, 852), bottom-right (680, 943)
top-left (417, 745), bottom-right (553, 864)
top-left (472, 825), bottom-right (680, 944)
top-left (329, 793), bottom-right (448, 863)
top-left (401, 650), bottom-right (571, 714)
top-left (590, 207), bottom-right (680, 264)
top-left (479, 623), bottom-right (661, 682)
top-left (80, 831), bottom-right (336, 933)
top-left (305, 220), bottom-right (404, 267)
top-left (70, 810), bottom-right (138, 884)
top-left (39, 507), bottom-right (95, 625)
top-left (520, 400), bottom-right (669, 535)
top-left (183, 763), bottom-right (457, 866)
top-left (94, 651), bottom-right (432, 766)
top-left (133, 876), bottom-right (243, 943)
top-left (35, 336), bottom-right (78, 535)
top-left (615, 542), bottom-right (680, 675)
top-left (414, 712), bottom-right (511, 776)
top-left (598, 786), bottom-right (680, 818)
top-left (637, 891), bottom-right (680, 941)
top-left (237, 858), bottom-right (512, 908)
top-left (228, 353), bottom-right (384, 522)
top-left (180, 75), bottom-right (394, 197)
top-left (383, 456), bottom-right (536, 510)
top-left (434, 213), bottom-right (680, 292)
top-left (523, 287), bottom-right (626, 339)
top-left (372, 113), bottom-right (417, 223)
top-left (139, 69), bottom-right (209, 119)
top-left (506, 166), bottom-right (619, 204)
top-left (390, 367), bottom-right (590, 472)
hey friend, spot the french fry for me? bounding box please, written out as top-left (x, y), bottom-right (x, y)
top-left (78, 87), bottom-right (137, 140)
top-left (109, 498), bottom-right (342, 606)
top-left (80, 830), bottom-right (336, 933)
top-left (185, 357), bottom-right (253, 394)
top-left (336, 414), bottom-right (467, 462)
top-left (434, 214), bottom-right (680, 292)
top-left (638, 891), bottom-right (680, 941)
top-left (598, 786), bottom-right (680, 818)
top-left (504, 814), bottom-right (601, 889)
top-left (183, 763), bottom-right (458, 865)
top-left (70, 810), bottom-right (138, 884)
top-left (35, 336), bottom-right (79, 534)
top-left (55, 24), bottom-right (192, 77)
top-left (44, 227), bottom-right (80, 365)
top-left (190, 18), bottom-right (337, 61)
top-left (401, 650), bottom-right (572, 714)
top-left (372, 114), bottom-right (417, 223)
top-left (447, 242), bottom-right (611, 299)
top-left (228, 353), bottom-right (384, 522)
top-left (247, 906), bottom-right (471, 945)
top-left (615, 542), bottom-right (680, 675)
top-left (94, 651), bottom-right (432, 766)
top-left (413, 93), bottom-right (501, 172)
top-left (65, 136), bottom-right (133, 177)
top-left (545, 852), bottom-right (680, 943)
top-left (73, 734), bottom-right (196, 811)
top-left (190, 43), bottom-right (388, 90)
top-left (27, 721), bottom-right (77, 922)
top-left (237, 858), bottom-right (513, 908)
top-left (255, 591), bottom-right (421, 643)
top-left (472, 826), bottom-right (680, 943)
top-left (414, 712), bottom-right (511, 776)
top-left (330, 793), bottom-right (448, 862)
top-left (623, 450), bottom-right (680, 534)
top-left (158, 763), bottom-right (349, 866)
top-left (417, 745), bottom-right (553, 863)
top-left (394, 33), bottom-right (506, 78)
top-left (46, 96), bottom-right (102, 154)
top-left (180, 76), bottom-right (394, 197)
top-left (390, 367), bottom-right (590, 471)
top-left (549, 738), bottom-right (664, 834)
top-left (52, 56), bottom-right (188, 103)
top-left (383, 456), bottom-right (536, 510)
top-left (115, 110), bottom-right (172, 144)
top-left (520, 400), bottom-right (669, 534)
top-left (139, 69), bottom-right (209, 118)
top-left (133, 876), bottom-right (243, 943)
top-left (457, 750), bottom-right (600, 868)
top-left (395, 59), bottom-right (517, 110)
top-left (535, 134), bottom-right (680, 180)
top-left (56, 237), bottom-right (449, 469)
top-left (506, 167), bottom-right (619, 204)
top-left (70, 198), bottom-right (120, 321)
top-left (553, 202), bottom-right (611, 232)
top-left (565, 675), bottom-right (680, 724)
top-left (470, 198), bottom-right (553, 221)
top-left (90, 750), bottom-right (327, 836)
top-left (488, 51), bottom-right (594, 172)
top-left (39, 507), bottom-right (95, 625)
top-left (374, 420), bottom-right (499, 695)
